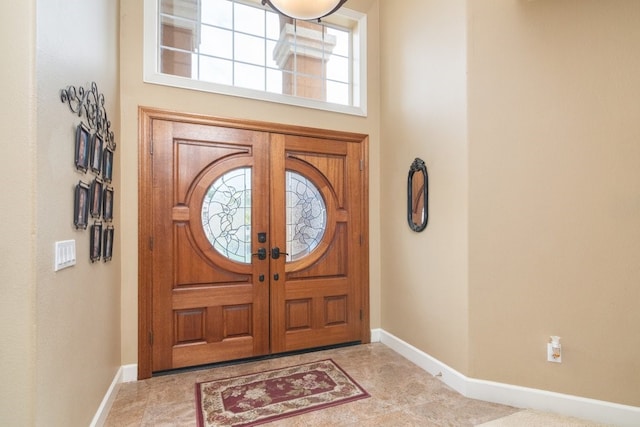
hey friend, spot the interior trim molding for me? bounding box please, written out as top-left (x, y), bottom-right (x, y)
top-left (91, 364), bottom-right (137, 426)
top-left (375, 329), bottom-right (640, 427)
top-left (89, 366), bottom-right (123, 427)
top-left (121, 363), bottom-right (138, 382)
top-left (93, 332), bottom-right (638, 426)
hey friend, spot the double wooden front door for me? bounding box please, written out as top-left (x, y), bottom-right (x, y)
top-left (138, 109), bottom-right (369, 378)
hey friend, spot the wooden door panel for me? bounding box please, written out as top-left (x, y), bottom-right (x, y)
top-left (283, 286), bottom-right (354, 350)
top-left (287, 153), bottom-right (347, 208)
top-left (174, 309), bottom-right (205, 343)
top-left (173, 336), bottom-right (255, 369)
top-left (171, 304), bottom-right (253, 345)
top-left (172, 285), bottom-right (255, 310)
top-left (283, 279), bottom-right (350, 329)
top-left (139, 110), bottom-right (369, 378)
top-left (270, 134), bottom-right (363, 353)
top-left (174, 225), bottom-right (249, 285)
top-left (175, 141), bottom-right (250, 202)
top-left (151, 120), bottom-right (269, 372)
top-left (286, 223), bottom-right (348, 279)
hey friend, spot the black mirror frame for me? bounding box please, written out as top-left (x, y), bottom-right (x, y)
top-left (407, 157), bottom-right (429, 232)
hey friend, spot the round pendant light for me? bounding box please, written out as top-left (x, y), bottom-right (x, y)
top-left (262, 0), bottom-right (348, 20)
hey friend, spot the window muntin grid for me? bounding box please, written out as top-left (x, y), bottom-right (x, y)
top-left (157, 0), bottom-right (355, 107)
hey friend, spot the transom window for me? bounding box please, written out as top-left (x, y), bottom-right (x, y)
top-left (144, 0), bottom-right (367, 115)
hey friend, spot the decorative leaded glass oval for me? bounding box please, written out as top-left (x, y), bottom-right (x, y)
top-left (201, 168), bottom-right (252, 263)
top-left (286, 171), bottom-right (327, 261)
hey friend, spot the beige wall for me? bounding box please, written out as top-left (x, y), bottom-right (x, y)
top-left (5, 1), bottom-right (638, 425)
top-left (2, 1), bottom-right (121, 425)
top-left (36, 0), bottom-right (120, 425)
top-left (379, 0), bottom-right (470, 373)
top-left (467, 0), bottom-right (640, 406)
top-left (0, 0), bottom-right (37, 425)
top-left (380, 0), bottom-right (640, 408)
top-left (118, 0), bottom-right (382, 365)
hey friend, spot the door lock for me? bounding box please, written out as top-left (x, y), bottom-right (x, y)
top-left (271, 247), bottom-right (289, 260)
top-left (252, 248), bottom-right (267, 260)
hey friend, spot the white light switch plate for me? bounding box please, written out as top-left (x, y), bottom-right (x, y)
top-left (54, 240), bottom-right (76, 271)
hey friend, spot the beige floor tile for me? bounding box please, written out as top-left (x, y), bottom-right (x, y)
top-left (104, 343), bottom-right (535, 427)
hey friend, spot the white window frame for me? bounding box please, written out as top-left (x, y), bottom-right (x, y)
top-left (143, 0), bottom-right (367, 116)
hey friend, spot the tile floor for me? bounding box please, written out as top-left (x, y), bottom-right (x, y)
top-left (104, 343), bottom-right (597, 426)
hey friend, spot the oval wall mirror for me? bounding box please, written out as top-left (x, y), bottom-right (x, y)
top-left (407, 158), bottom-right (428, 232)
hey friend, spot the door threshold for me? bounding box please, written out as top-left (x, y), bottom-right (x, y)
top-left (153, 341), bottom-right (362, 377)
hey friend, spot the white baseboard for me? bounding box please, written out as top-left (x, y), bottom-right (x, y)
top-left (90, 364), bottom-right (138, 427)
top-left (375, 329), bottom-right (640, 427)
top-left (121, 363), bottom-right (138, 383)
top-left (370, 328), bottom-right (382, 343)
top-left (92, 333), bottom-right (639, 427)
top-left (89, 366), bottom-right (123, 427)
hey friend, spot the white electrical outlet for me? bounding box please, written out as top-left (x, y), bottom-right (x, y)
top-left (547, 342), bottom-right (562, 363)
top-left (54, 240), bottom-right (76, 271)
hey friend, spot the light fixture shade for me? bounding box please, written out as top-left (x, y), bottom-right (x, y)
top-left (264, 0), bottom-right (348, 20)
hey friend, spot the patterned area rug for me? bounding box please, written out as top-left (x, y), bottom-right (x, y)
top-left (195, 359), bottom-right (370, 427)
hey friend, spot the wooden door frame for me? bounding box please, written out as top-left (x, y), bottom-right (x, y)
top-left (138, 107), bottom-right (370, 379)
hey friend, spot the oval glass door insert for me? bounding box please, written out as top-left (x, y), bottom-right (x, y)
top-left (201, 167), bottom-right (252, 263)
top-left (286, 171), bottom-right (327, 261)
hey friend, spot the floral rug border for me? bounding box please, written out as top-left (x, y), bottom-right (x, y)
top-left (195, 359), bottom-right (370, 427)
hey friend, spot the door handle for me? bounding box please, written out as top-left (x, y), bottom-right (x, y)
top-left (252, 248), bottom-right (267, 260)
top-left (271, 247), bottom-right (289, 260)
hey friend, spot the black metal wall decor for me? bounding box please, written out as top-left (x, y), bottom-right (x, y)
top-left (61, 81), bottom-right (116, 152)
top-left (61, 81), bottom-right (116, 262)
top-left (407, 157), bottom-right (429, 232)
